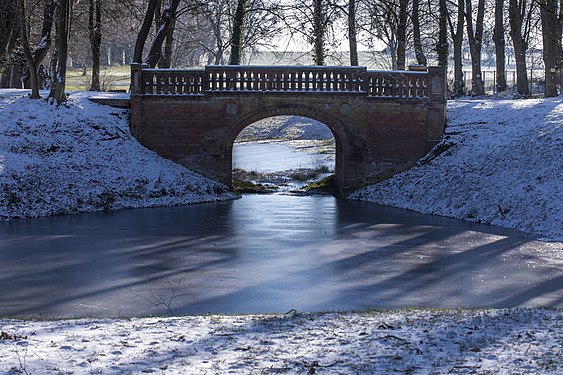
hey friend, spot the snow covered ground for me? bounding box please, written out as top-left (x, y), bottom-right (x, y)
top-left (1, 308), bottom-right (561, 374)
top-left (0, 90), bottom-right (234, 220)
top-left (236, 115), bottom-right (334, 141)
top-left (351, 98), bottom-right (563, 241)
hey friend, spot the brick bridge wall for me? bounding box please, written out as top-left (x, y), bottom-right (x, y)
top-left (130, 64), bottom-right (446, 192)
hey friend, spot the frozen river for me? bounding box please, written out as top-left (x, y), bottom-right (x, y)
top-left (233, 141), bottom-right (333, 172)
top-left (0, 142), bottom-right (561, 318)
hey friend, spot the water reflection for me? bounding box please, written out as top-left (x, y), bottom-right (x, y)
top-left (233, 141), bottom-right (333, 172)
top-left (0, 194), bottom-right (561, 318)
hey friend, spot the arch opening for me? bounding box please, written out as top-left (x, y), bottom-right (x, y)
top-left (231, 115), bottom-right (338, 195)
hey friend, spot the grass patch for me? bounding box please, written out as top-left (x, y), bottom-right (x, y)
top-left (302, 174), bottom-right (339, 195)
top-left (233, 179), bottom-right (278, 194)
top-left (289, 165), bottom-right (330, 181)
top-left (66, 67), bottom-right (131, 92)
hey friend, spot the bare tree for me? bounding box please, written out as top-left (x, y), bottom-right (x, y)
top-left (447, 0), bottom-right (465, 96)
top-left (412, 0), bottom-right (427, 65)
top-left (229, 0), bottom-right (246, 64)
top-left (539, 0), bottom-right (562, 97)
top-left (146, 0), bottom-right (181, 67)
top-left (0, 0), bottom-right (20, 87)
top-left (396, 0), bottom-right (408, 69)
top-left (348, 0), bottom-right (358, 65)
top-left (364, 0), bottom-right (406, 69)
top-left (133, 0), bottom-right (159, 63)
top-left (89, 0), bottom-right (102, 90)
top-left (508, 0), bottom-right (537, 96)
top-left (48, 0), bottom-right (71, 104)
top-left (436, 0), bottom-right (449, 67)
top-left (18, 0), bottom-right (55, 96)
top-left (311, 0), bottom-right (330, 65)
top-left (19, 0), bottom-right (41, 98)
top-left (465, 0), bottom-right (485, 95)
top-left (492, 0), bottom-right (507, 92)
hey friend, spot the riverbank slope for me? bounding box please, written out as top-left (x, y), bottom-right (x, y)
top-left (351, 98), bottom-right (562, 241)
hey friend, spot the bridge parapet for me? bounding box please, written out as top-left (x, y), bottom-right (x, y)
top-left (131, 64), bottom-right (444, 100)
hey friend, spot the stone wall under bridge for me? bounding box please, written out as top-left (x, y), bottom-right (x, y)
top-left (130, 64), bottom-right (447, 193)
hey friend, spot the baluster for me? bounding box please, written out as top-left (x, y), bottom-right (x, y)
top-left (165, 73), bottom-right (171, 94)
top-left (257, 72), bottom-right (263, 91)
top-left (156, 73), bottom-right (163, 94)
top-left (251, 71), bottom-right (257, 91)
top-left (209, 72), bottom-right (215, 91)
top-left (146, 73), bottom-right (153, 94)
top-left (275, 72), bottom-right (280, 91)
top-left (291, 71), bottom-right (296, 91)
top-left (189, 74), bottom-right (195, 95)
top-left (175, 75), bottom-right (181, 95)
top-left (164, 74), bottom-right (169, 94)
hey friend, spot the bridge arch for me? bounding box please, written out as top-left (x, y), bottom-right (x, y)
top-left (225, 105), bottom-right (350, 187)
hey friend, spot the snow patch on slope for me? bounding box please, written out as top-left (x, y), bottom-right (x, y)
top-left (351, 98), bottom-right (563, 241)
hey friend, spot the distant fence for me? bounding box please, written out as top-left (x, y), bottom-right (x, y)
top-left (131, 64), bottom-right (446, 100)
top-left (459, 69), bottom-right (562, 96)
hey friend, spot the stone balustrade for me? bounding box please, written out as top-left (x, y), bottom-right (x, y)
top-left (131, 64), bottom-right (444, 99)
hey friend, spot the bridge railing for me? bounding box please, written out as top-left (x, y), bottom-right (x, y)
top-left (131, 64), bottom-right (445, 100)
top-left (206, 66), bottom-right (367, 93)
top-left (141, 68), bottom-right (205, 95)
top-left (365, 71), bottom-right (428, 98)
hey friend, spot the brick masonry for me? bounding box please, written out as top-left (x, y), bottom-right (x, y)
top-left (130, 67), bottom-right (446, 192)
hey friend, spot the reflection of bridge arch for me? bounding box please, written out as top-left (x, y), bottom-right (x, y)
top-left (130, 64), bottom-right (446, 192)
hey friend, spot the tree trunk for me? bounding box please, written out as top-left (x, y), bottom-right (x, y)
top-left (159, 17), bottom-right (175, 68)
top-left (396, 0), bottom-right (408, 70)
top-left (348, 0), bottom-right (358, 66)
top-left (493, 0), bottom-right (507, 92)
top-left (508, 0), bottom-right (530, 96)
top-left (19, 0), bottom-right (40, 98)
top-left (448, 0), bottom-right (465, 96)
top-left (465, 0), bottom-right (485, 95)
top-left (88, 0), bottom-right (102, 91)
top-left (133, 0), bottom-right (158, 63)
top-left (436, 0), bottom-right (449, 67)
top-left (34, 0), bottom-right (55, 66)
top-left (229, 0), bottom-right (246, 65)
top-left (311, 0), bottom-right (326, 66)
top-left (48, 0), bottom-right (71, 104)
top-left (0, 0), bottom-right (16, 57)
top-left (20, 0), bottom-right (54, 90)
top-left (412, 0), bottom-right (427, 65)
top-left (146, 0), bottom-right (181, 67)
top-left (540, 0), bottom-right (562, 97)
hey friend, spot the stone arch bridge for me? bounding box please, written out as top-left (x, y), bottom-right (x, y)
top-left (130, 64), bottom-right (446, 192)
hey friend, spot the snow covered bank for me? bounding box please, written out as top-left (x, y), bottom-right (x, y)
top-left (1, 308), bottom-right (560, 374)
top-left (0, 90), bottom-right (234, 220)
top-left (351, 98), bottom-right (563, 241)
top-left (236, 115), bottom-right (334, 141)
